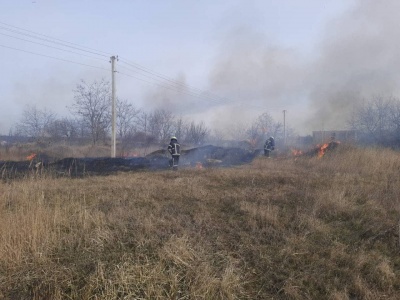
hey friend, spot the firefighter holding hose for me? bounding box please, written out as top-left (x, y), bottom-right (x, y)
top-left (168, 136), bottom-right (181, 170)
top-left (264, 136), bottom-right (275, 158)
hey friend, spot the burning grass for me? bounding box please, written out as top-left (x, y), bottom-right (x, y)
top-left (0, 146), bottom-right (399, 299)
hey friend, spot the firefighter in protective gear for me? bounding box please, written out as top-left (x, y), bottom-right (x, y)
top-left (168, 136), bottom-right (181, 170)
top-left (264, 136), bottom-right (275, 157)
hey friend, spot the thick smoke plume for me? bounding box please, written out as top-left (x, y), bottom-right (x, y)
top-left (208, 27), bottom-right (305, 133)
top-left (207, 0), bottom-right (400, 134)
top-left (307, 0), bottom-right (400, 130)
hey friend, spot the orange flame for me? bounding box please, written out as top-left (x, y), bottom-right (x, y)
top-left (291, 149), bottom-right (303, 156)
top-left (318, 143), bottom-right (330, 158)
top-left (196, 162), bottom-right (203, 169)
top-left (26, 153), bottom-right (37, 161)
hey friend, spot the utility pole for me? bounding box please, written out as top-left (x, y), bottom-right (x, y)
top-left (283, 110), bottom-right (287, 147)
top-left (110, 55), bottom-right (117, 158)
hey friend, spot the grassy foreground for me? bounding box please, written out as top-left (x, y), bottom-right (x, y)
top-left (0, 145), bottom-right (399, 299)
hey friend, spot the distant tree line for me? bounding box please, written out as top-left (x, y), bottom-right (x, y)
top-left (349, 95), bottom-right (400, 147)
top-left (12, 79), bottom-right (290, 150)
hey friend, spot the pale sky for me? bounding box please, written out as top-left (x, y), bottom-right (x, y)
top-left (3, 0), bottom-right (398, 136)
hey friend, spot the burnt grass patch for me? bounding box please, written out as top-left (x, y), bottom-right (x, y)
top-left (0, 145), bottom-right (261, 180)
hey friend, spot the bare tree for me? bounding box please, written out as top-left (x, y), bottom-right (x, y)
top-left (245, 112), bottom-right (275, 147)
top-left (47, 117), bottom-right (78, 141)
top-left (227, 122), bottom-right (249, 141)
top-left (136, 111), bottom-right (150, 136)
top-left (350, 96), bottom-right (393, 144)
top-left (269, 122), bottom-right (283, 140)
top-left (116, 99), bottom-right (140, 140)
top-left (69, 79), bottom-right (111, 145)
top-left (347, 95), bottom-right (400, 146)
top-left (133, 111), bottom-right (157, 153)
top-left (149, 109), bottom-right (175, 143)
top-left (388, 98), bottom-right (400, 142)
top-left (174, 116), bottom-right (188, 141)
top-left (16, 105), bottom-right (56, 139)
top-left (185, 121), bottom-right (209, 145)
top-left (254, 113), bottom-right (276, 135)
top-left (116, 99), bottom-right (141, 152)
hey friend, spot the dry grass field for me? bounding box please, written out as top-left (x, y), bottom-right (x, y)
top-left (0, 145), bottom-right (399, 299)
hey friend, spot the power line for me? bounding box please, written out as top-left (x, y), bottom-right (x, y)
top-left (0, 25), bottom-right (108, 58)
top-left (119, 58), bottom-right (233, 105)
top-left (117, 70), bottom-right (215, 101)
top-left (0, 38), bottom-right (218, 106)
top-left (0, 31), bottom-right (105, 61)
top-left (117, 65), bottom-right (283, 111)
top-left (0, 21), bottom-right (112, 57)
top-left (0, 22), bottom-right (233, 106)
top-left (118, 60), bottom-right (237, 107)
top-left (1, 42), bottom-right (280, 113)
top-left (0, 20), bottom-right (283, 112)
top-left (117, 70), bottom-right (280, 113)
top-left (0, 27), bottom-right (211, 101)
top-left (119, 59), bottom-right (207, 94)
top-left (0, 20), bottom-right (235, 106)
top-left (0, 44), bottom-right (109, 71)
top-left (117, 64), bottom-right (229, 105)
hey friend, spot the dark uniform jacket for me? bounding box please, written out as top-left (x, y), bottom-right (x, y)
top-left (168, 140), bottom-right (181, 156)
top-left (264, 138), bottom-right (275, 151)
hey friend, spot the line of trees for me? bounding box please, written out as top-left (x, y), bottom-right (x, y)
top-left (13, 79), bottom-right (212, 149)
top-left (349, 95), bottom-right (400, 146)
top-left (13, 81), bottom-right (400, 150)
top-left (12, 79), bottom-right (290, 150)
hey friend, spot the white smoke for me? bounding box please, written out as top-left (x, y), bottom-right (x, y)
top-left (205, 0), bottom-right (400, 134)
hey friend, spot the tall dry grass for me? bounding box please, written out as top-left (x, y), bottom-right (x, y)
top-left (0, 145), bottom-right (399, 299)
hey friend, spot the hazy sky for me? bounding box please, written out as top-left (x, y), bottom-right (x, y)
top-left (2, 0), bottom-right (397, 136)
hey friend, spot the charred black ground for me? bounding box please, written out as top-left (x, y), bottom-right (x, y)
top-left (0, 145), bottom-right (262, 178)
top-left (0, 143), bottom-right (342, 179)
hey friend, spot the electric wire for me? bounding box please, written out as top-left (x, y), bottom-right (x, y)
top-left (0, 25), bottom-right (108, 58)
top-left (0, 20), bottom-right (281, 112)
top-left (0, 44), bottom-right (109, 71)
top-left (0, 31), bottom-right (105, 61)
top-left (118, 61), bottom-right (280, 111)
top-left (117, 70), bottom-right (215, 102)
top-left (118, 68), bottom-right (275, 111)
top-left (116, 71), bottom-right (237, 114)
top-left (119, 58), bottom-right (234, 105)
top-left (0, 20), bottom-right (236, 107)
top-left (0, 23), bottom-right (232, 106)
top-left (119, 59), bottom-right (208, 94)
top-left (118, 60), bottom-right (237, 106)
top-left (1, 41), bottom-right (275, 112)
top-left (117, 63), bottom-right (230, 105)
top-left (0, 21), bottom-right (112, 57)
top-left (0, 36), bottom-right (217, 106)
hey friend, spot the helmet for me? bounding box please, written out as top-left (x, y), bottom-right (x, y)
top-left (171, 136), bottom-right (177, 140)
top-left (270, 136), bottom-right (274, 140)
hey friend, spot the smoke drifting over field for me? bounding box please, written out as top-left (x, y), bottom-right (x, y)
top-left (207, 28), bottom-right (306, 133)
top-left (307, 0), bottom-right (400, 130)
top-left (3, 1), bottom-right (399, 137)
top-left (205, 0), bottom-right (400, 133)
